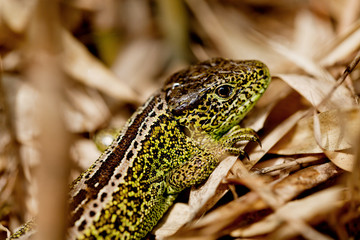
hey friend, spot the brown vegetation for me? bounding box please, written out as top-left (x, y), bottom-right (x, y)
top-left (0, 0), bottom-right (359, 239)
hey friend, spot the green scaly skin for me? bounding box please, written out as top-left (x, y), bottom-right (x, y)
top-left (9, 58), bottom-right (271, 240)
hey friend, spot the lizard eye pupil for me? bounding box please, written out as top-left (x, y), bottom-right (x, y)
top-left (215, 85), bottom-right (233, 98)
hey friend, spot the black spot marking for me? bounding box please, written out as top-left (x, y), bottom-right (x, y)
top-left (115, 173), bottom-right (122, 179)
top-left (78, 220), bottom-right (87, 231)
top-left (157, 103), bottom-right (164, 110)
top-left (199, 119), bottom-right (207, 125)
top-left (150, 111), bottom-right (156, 118)
top-left (127, 150), bottom-right (134, 160)
top-left (99, 230), bottom-right (107, 237)
top-left (89, 211), bottom-right (95, 217)
top-left (152, 148), bottom-right (159, 157)
top-left (100, 192), bottom-right (107, 202)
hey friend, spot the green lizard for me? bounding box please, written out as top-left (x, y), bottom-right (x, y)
top-left (10, 58), bottom-right (270, 240)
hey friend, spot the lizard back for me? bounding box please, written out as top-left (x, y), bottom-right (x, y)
top-left (68, 93), bottom-right (197, 239)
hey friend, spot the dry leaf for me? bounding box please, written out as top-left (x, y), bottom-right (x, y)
top-left (244, 110), bottom-right (308, 169)
top-left (320, 21), bottom-right (360, 66)
top-left (324, 150), bottom-right (355, 172)
top-left (153, 203), bottom-right (192, 239)
top-left (278, 74), bottom-right (354, 111)
top-left (0, 0), bottom-right (36, 33)
top-left (64, 87), bottom-right (110, 132)
top-left (170, 162), bottom-right (343, 239)
top-left (62, 30), bottom-right (140, 104)
top-left (271, 108), bottom-right (360, 156)
top-left (231, 186), bottom-right (343, 238)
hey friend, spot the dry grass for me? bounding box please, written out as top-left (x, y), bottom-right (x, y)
top-left (0, 0), bottom-right (360, 239)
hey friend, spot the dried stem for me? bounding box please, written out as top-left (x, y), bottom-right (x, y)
top-left (26, 1), bottom-right (71, 240)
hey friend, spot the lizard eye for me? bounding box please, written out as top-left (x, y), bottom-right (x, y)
top-left (215, 84), bottom-right (233, 98)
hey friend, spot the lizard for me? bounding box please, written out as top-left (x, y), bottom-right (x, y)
top-left (9, 57), bottom-right (271, 240)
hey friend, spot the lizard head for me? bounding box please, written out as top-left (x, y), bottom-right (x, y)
top-left (163, 57), bottom-right (271, 139)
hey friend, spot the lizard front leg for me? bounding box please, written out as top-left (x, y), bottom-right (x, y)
top-left (220, 125), bottom-right (260, 156)
top-left (166, 151), bottom-right (219, 195)
top-left (166, 126), bottom-right (260, 194)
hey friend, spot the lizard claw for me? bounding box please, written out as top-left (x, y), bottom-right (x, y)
top-left (256, 138), bottom-right (262, 148)
top-left (242, 150), bottom-right (250, 160)
top-left (220, 126), bottom-right (262, 160)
